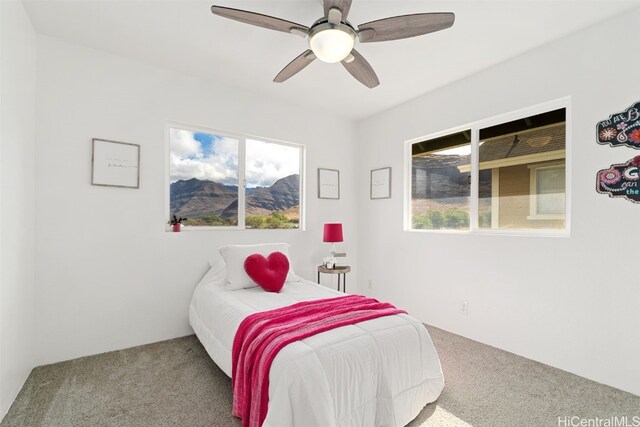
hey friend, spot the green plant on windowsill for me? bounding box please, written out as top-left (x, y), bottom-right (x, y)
top-left (168, 214), bottom-right (188, 225)
top-left (168, 214), bottom-right (188, 232)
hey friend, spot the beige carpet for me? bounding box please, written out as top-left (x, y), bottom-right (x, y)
top-left (2, 326), bottom-right (638, 427)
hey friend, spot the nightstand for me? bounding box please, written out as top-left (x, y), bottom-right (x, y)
top-left (317, 265), bottom-right (351, 293)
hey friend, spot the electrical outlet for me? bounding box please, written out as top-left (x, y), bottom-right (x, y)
top-left (368, 279), bottom-right (373, 289)
top-left (461, 301), bottom-right (468, 316)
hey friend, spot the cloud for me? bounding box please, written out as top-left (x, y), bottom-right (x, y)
top-left (170, 130), bottom-right (300, 187)
top-left (170, 129), bottom-right (238, 184)
top-left (170, 128), bottom-right (202, 158)
top-left (246, 139), bottom-right (300, 187)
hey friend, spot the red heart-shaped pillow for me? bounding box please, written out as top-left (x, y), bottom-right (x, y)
top-left (244, 251), bottom-right (290, 293)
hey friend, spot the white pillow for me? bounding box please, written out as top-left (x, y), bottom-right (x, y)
top-left (218, 243), bottom-right (298, 291)
top-left (200, 254), bottom-right (227, 288)
top-left (208, 250), bottom-right (225, 268)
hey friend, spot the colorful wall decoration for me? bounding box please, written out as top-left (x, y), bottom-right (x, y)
top-left (596, 101), bottom-right (640, 149)
top-left (596, 100), bottom-right (640, 204)
top-left (596, 156), bottom-right (640, 203)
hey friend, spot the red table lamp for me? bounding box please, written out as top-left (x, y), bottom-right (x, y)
top-left (323, 223), bottom-right (343, 256)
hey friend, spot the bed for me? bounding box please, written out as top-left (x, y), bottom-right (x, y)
top-left (189, 244), bottom-right (444, 427)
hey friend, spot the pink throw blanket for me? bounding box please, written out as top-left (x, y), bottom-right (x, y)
top-left (231, 294), bottom-right (406, 427)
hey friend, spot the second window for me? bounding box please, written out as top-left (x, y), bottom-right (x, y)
top-left (169, 126), bottom-right (303, 230)
top-left (409, 106), bottom-right (567, 233)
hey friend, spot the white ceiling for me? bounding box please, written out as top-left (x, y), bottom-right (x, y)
top-left (22, 0), bottom-right (640, 121)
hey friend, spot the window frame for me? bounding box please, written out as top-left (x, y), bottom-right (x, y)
top-left (404, 97), bottom-right (571, 237)
top-left (165, 122), bottom-right (306, 232)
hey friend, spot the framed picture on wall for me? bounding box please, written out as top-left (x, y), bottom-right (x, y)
top-left (318, 168), bottom-right (340, 199)
top-left (370, 167), bottom-right (391, 199)
top-left (91, 138), bottom-right (140, 188)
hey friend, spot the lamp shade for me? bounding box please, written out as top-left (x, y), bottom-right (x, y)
top-left (309, 28), bottom-right (355, 63)
top-left (323, 223), bottom-right (343, 243)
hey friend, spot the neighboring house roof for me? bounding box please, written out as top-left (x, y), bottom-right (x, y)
top-left (411, 123), bottom-right (566, 174)
top-left (478, 123), bottom-right (565, 163)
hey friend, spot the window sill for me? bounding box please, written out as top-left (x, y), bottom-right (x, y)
top-left (526, 214), bottom-right (565, 221)
top-left (405, 228), bottom-right (569, 238)
top-left (165, 226), bottom-right (303, 232)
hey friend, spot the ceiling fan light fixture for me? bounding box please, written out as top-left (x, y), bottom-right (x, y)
top-left (308, 24), bottom-right (355, 63)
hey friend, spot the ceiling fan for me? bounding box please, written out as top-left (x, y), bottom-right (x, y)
top-left (210, 0), bottom-right (455, 88)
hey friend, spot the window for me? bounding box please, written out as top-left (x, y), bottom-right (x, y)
top-left (407, 103), bottom-right (568, 234)
top-left (169, 126), bottom-right (303, 229)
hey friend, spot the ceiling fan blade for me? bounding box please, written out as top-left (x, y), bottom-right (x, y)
top-left (211, 6), bottom-right (309, 35)
top-left (323, 0), bottom-right (352, 21)
top-left (273, 50), bottom-right (317, 83)
top-left (341, 49), bottom-right (379, 88)
top-left (358, 13), bottom-right (455, 43)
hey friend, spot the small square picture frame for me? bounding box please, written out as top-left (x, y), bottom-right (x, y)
top-left (370, 167), bottom-right (391, 199)
top-left (91, 138), bottom-right (140, 189)
top-left (318, 168), bottom-right (340, 199)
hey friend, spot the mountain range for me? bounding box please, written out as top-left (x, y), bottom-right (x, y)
top-left (170, 174), bottom-right (299, 219)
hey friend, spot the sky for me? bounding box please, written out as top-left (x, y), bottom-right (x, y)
top-left (170, 128), bottom-right (299, 187)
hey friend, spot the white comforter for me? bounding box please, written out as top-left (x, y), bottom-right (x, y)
top-left (189, 271), bottom-right (444, 427)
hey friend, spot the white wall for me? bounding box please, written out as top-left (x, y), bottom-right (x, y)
top-left (35, 36), bottom-right (357, 366)
top-left (0, 0), bottom-right (37, 418)
top-left (356, 8), bottom-right (640, 396)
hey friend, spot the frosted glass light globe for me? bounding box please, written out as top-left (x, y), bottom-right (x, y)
top-left (309, 28), bottom-right (355, 63)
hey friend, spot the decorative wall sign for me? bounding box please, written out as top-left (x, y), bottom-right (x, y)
top-left (91, 138), bottom-right (140, 188)
top-left (596, 156), bottom-right (640, 203)
top-left (596, 101), bottom-right (640, 149)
